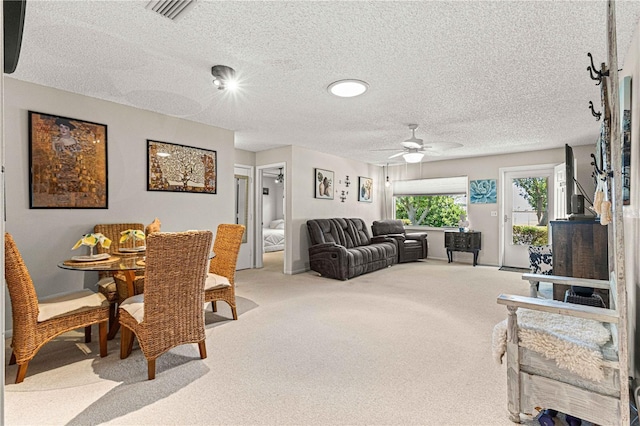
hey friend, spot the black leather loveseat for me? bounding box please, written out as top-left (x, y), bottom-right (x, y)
top-left (371, 219), bottom-right (428, 263)
top-left (306, 218), bottom-right (397, 280)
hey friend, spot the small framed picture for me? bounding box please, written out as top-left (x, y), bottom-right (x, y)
top-left (314, 168), bottom-right (334, 199)
top-left (358, 176), bottom-right (373, 202)
top-left (263, 188), bottom-right (269, 195)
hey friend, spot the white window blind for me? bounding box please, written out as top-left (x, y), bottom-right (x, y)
top-left (392, 176), bottom-right (468, 196)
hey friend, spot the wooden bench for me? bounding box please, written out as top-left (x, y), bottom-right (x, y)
top-left (497, 272), bottom-right (628, 425)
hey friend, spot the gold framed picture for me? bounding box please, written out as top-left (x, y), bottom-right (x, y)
top-left (28, 111), bottom-right (108, 209)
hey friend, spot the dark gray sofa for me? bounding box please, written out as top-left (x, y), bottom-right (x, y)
top-left (306, 218), bottom-right (397, 280)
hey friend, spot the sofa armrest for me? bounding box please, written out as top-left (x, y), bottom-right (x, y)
top-left (405, 232), bottom-right (427, 241)
top-left (309, 242), bottom-right (345, 254)
top-left (371, 235), bottom-right (397, 244)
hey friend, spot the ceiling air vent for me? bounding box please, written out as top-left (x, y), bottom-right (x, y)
top-left (146, 0), bottom-right (197, 21)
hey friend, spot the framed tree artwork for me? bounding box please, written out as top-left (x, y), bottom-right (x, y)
top-left (314, 168), bottom-right (334, 199)
top-left (147, 140), bottom-right (217, 194)
top-left (28, 111), bottom-right (108, 208)
top-left (358, 176), bottom-right (373, 202)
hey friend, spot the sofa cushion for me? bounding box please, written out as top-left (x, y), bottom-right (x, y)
top-left (371, 219), bottom-right (405, 236)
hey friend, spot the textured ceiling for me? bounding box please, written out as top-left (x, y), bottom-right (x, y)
top-left (9, 1), bottom-right (640, 165)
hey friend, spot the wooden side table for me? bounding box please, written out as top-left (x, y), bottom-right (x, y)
top-left (445, 231), bottom-right (481, 266)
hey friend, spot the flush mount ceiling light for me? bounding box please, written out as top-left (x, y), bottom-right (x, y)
top-left (403, 150), bottom-right (424, 163)
top-left (327, 79), bottom-right (369, 98)
top-left (211, 65), bottom-right (237, 91)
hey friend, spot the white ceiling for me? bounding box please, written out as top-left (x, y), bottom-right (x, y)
top-left (9, 1), bottom-right (640, 165)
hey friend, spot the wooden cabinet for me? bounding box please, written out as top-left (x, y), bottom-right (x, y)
top-left (550, 220), bottom-right (608, 301)
top-left (445, 231), bottom-right (481, 266)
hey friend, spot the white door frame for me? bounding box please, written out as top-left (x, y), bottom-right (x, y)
top-left (255, 162), bottom-right (286, 272)
top-left (499, 163), bottom-right (558, 267)
top-left (234, 164), bottom-right (254, 270)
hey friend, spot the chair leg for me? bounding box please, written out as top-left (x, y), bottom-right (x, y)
top-left (148, 359), bottom-right (156, 380)
top-left (198, 340), bottom-right (207, 359)
top-left (120, 327), bottom-right (134, 359)
top-left (9, 351), bottom-right (16, 365)
top-left (231, 304), bottom-right (238, 320)
top-left (99, 321), bottom-right (108, 357)
top-left (211, 301), bottom-right (217, 312)
top-left (85, 325), bottom-right (92, 343)
top-left (15, 362), bottom-right (29, 384)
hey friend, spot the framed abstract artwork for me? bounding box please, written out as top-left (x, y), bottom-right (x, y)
top-left (314, 168), bottom-right (334, 199)
top-left (28, 111), bottom-right (108, 208)
top-left (147, 140), bottom-right (217, 194)
top-left (358, 176), bottom-right (373, 202)
top-left (470, 179), bottom-right (497, 204)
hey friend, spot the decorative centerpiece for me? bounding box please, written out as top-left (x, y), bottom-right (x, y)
top-left (71, 233), bottom-right (112, 260)
top-left (120, 229), bottom-right (146, 252)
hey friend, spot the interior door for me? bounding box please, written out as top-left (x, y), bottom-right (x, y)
top-left (234, 166), bottom-right (252, 270)
top-left (503, 168), bottom-right (552, 268)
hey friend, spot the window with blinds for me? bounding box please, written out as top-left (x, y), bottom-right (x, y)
top-left (393, 176), bottom-right (468, 227)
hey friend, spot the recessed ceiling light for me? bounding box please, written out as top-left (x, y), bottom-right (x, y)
top-left (327, 79), bottom-right (369, 98)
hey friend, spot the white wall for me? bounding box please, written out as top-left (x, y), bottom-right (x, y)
top-left (620, 18), bottom-right (640, 379)
top-left (387, 145), bottom-right (596, 266)
top-left (262, 176), bottom-right (278, 224)
top-left (3, 78), bottom-right (236, 331)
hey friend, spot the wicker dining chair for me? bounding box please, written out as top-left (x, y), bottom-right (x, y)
top-left (205, 224), bottom-right (245, 320)
top-left (93, 223), bottom-right (145, 324)
top-left (4, 233), bottom-right (109, 384)
top-left (118, 230), bottom-right (213, 380)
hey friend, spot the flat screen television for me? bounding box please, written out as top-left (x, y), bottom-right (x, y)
top-left (565, 144), bottom-right (576, 215)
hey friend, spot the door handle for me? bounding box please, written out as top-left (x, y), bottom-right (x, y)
top-left (504, 214), bottom-right (509, 223)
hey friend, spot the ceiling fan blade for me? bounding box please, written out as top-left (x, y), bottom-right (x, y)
top-left (424, 142), bottom-right (463, 151)
top-left (388, 152), bottom-right (404, 159)
top-left (371, 148), bottom-right (403, 152)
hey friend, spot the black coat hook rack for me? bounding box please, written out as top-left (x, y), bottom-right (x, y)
top-left (590, 153), bottom-right (612, 179)
top-left (588, 101), bottom-right (602, 121)
top-left (587, 52), bottom-right (609, 86)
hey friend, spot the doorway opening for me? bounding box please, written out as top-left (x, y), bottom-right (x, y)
top-left (256, 163), bottom-right (285, 273)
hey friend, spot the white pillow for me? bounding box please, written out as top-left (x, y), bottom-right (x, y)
top-left (275, 221), bottom-right (285, 229)
top-left (269, 219), bottom-right (284, 229)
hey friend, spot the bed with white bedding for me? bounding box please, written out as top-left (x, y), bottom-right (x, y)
top-left (263, 219), bottom-right (285, 252)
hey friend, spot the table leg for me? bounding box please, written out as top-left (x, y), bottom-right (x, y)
top-left (107, 270), bottom-right (137, 340)
top-left (473, 250), bottom-right (478, 267)
top-left (447, 249), bottom-right (452, 263)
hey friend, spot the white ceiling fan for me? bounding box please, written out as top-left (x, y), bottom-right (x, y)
top-left (375, 124), bottom-right (463, 163)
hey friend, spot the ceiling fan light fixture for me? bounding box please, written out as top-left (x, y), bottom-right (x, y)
top-left (327, 79), bottom-right (369, 98)
top-left (275, 167), bottom-right (284, 184)
top-left (403, 152), bottom-right (424, 163)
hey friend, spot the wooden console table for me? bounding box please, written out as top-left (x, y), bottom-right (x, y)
top-left (445, 231), bottom-right (481, 266)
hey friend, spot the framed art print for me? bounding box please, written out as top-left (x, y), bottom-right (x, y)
top-left (470, 179), bottom-right (497, 204)
top-left (147, 140), bottom-right (217, 194)
top-left (314, 168), bottom-right (334, 199)
top-left (358, 176), bottom-right (373, 202)
top-left (28, 111), bottom-right (108, 208)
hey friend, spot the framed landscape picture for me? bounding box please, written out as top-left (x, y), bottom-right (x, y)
top-left (358, 176), bottom-right (373, 202)
top-left (147, 140), bottom-right (217, 194)
top-left (314, 168), bottom-right (334, 199)
top-left (28, 111), bottom-right (108, 208)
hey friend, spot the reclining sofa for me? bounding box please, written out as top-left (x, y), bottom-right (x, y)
top-left (306, 218), bottom-right (397, 280)
top-left (371, 219), bottom-right (428, 263)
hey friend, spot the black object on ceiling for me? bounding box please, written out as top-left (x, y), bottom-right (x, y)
top-left (4, 0), bottom-right (27, 74)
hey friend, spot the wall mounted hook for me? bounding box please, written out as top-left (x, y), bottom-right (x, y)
top-left (588, 101), bottom-right (602, 121)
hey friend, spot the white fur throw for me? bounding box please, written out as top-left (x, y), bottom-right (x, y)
top-left (492, 309), bottom-right (611, 381)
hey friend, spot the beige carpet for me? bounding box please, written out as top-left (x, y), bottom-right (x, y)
top-left (5, 259), bottom-right (548, 425)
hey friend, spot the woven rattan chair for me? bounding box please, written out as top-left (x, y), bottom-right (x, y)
top-left (119, 230), bottom-right (213, 380)
top-left (4, 233), bottom-right (109, 384)
top-left (205, 224), bottom-right (245, 320)
top-left (94, 223), bottom-right (145, 328)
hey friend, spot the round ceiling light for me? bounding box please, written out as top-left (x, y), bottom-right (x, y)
top-left (327, 79), bottom-right (369, 98)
